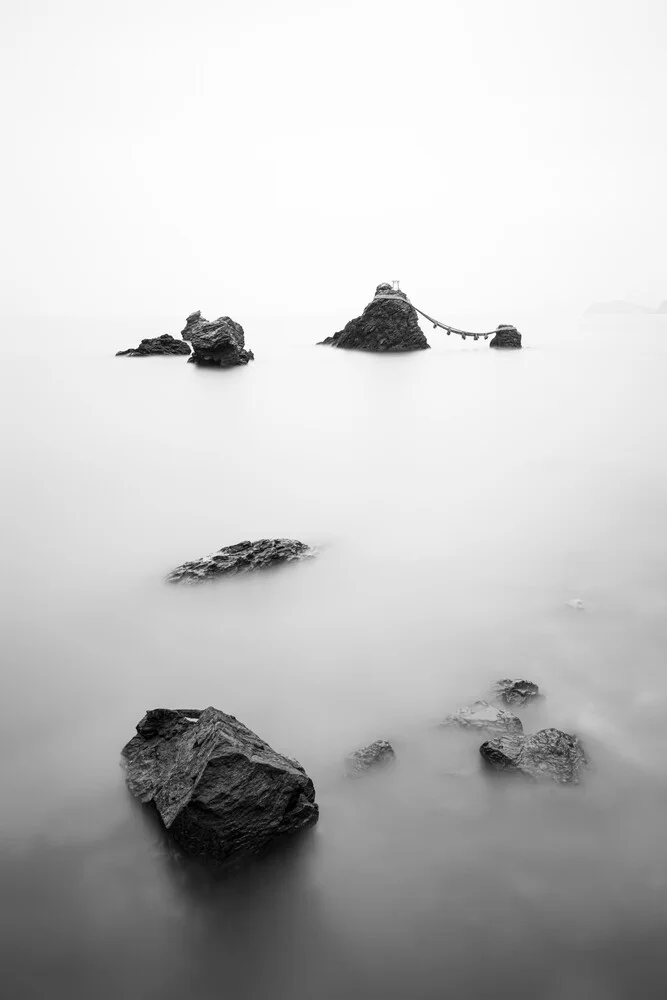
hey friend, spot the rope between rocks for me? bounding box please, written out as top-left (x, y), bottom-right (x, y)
top-left (373, 295), bottom-right (498, 340)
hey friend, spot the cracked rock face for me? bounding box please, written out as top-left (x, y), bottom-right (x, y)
top-left (121, 707), bottom-right (319, 863)
top-left (319, 283), bottom-right (430, 352)
top-left (345, 740), bottom-right (396, 777)
top-left (441, 700), bottom-right (523, 735)
top-left (489, 324), bottom-right (522, 349)
top-left (166, 538), bottom-right (312, 583)
top-left (116, 334), bottom-right (191, 357)
top-left (181, 311), bottom-right (254, 367)
top-left (494, 679), bottom-right (540, 707)
top-left (480, 728), bottom-right (586, 784)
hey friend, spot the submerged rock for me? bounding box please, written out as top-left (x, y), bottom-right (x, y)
top-left (480, 727), bottom-right (586, 784)
top-left (167, 538), bottom-right (312, 583)
top-left (319, 283), bottom-right (430, 352)
top-left (441, 700), bottom-right (523, 735)
top-left (489, 324), bottom-right (522, 349)
top-left (116, 334), bottom-right (191, 357)
top-left (121, 707), bottom-right (319, 863)
top-left (566, 598), bottom-right (586, 611)
top-left (494, 679), bottom-right (540, 707)
top-left (181, 310), bottom-right (254, 367)
top-left (345, 740), bottom-right (395, 777)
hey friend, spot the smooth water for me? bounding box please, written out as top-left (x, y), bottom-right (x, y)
top-left (2, 312), bottom-right (667, 999)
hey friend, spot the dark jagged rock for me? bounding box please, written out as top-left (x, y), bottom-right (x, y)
top-left (480, 727), bottom-right (586, 784)
top-left (489, 324), bottom-right (522, 349)
top-left (167, 538), bottom-right (312, 583)
top-left (116, 334), bottom-right (191, 357)
top-left (121, 707), bottom-right (319, 863)
top-left (181, 310), bottom-right (254, 367)
top-left (494, 679), bottom-right (540, 707)
top-left (441, 700), bottom-right (523, 735)
top-left (319, 283), bottom-right (430, 352)
top-left (345, 739), bottom-right (395, 777)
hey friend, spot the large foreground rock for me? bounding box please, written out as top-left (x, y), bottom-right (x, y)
top-left (319, 283), bottom-right (430, 352)
top-left (346, 740), bottom-right (395, 777)
top-left (121, 707), bottom-right (319, 863)
top-left (167, 538), bottom-right (312, 583)
top-left (480, 728), bottom-right (586, 784)
top-left (181, 310), bottom-right (254, 367)
top-left (116, 334), bottom-right (191, 357)
top-left (441, 700), bottom-right (523, 735)
top-left (489, 324), bottom-right (522, 349)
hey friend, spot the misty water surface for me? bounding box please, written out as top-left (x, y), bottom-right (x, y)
top-left (2, 312), bottom-right (667, 999)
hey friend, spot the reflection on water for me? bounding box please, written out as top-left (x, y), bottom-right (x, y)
top-left (1, 313), bottom-right (667, 998)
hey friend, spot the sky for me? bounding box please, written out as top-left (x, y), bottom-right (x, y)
top-left (2, 0), bottom-right (666, 319)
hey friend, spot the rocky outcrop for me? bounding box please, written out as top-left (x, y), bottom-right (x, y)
top-left (116, 334), bottom-right (191, 357)
top-left (657, 301), bottom-right (667, 314)
top-left (345, 740), bottom-right (395, 777)
top-left (480, 727), bottom-right (586, 783)
top-left (441, 700), bottom-right (523, 735)
top-left (121, 707), bottom-right (319, 863)
top-left (494, 679), bottom-right (540, 707)
top-left (181, 310), bottom-right (254, 367)
top-left (319, 283), bottom-right (430, 352)
top-left (489, 324), bottom-right (522, 349)
top-left (167, 538), bottom-right (312, 583)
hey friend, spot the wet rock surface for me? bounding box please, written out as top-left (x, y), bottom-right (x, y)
top-left (480, 727), bottom-right (586, 784)
top-left (121, 707), bottom-right (319, 863)
top-left (489, 324), bottom-right (522, 349)
top-left (181, 310), bottom-right (254, 367)
top-left (319, 283), bottom-right (430, 352)
top-left (494, 679), bottom-right (540, 707)
top-left (116, 334), bottom-right (191, 357)
top-left (441, 700), bottom-right (523, 735)
top-left (345, 740), bottom-right (395, 777)
top-left (167, 538), bottom-right (312, 583)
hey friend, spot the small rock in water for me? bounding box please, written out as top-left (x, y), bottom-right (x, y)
top-left (441, 700), bottom-right (523, 735)
top-left (319, 282), bottom-right (430, 352)
top-left (494, 679), bottom-right (540, 707)
top-left (121, 707), bottom-right (319, 864)
top-left (480, 728), bottom-right (586, 784)
top-left (181, 310), bottom-right (254, 368)
top-left (167, 538), bottom-right (312, 583)
top-left (489, 324), bottom-right (522, 349)
top-left (345, 740), bottom-right (396, 777)
top-left (566, 598), bottom-right (586, 611)
top-left (116, 334), bottom-right (191, 357)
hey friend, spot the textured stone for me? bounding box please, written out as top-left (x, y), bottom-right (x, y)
top-left (116, 334), bottom-right (191, 357)
top-left (494, 679), bottom-right (540, 707)
top-left (319, 283), bottom-right (430, 352)
top-left (121, 707), bottom-right (319, 863)
top-left (441, 700), bottom-right (523, 735)
top-left (181, 310), bottom-right (254, 367)
top-left (489, 324), bottom-right (522, 349)
top-left (480, 728), bottom-right (586, 784)
top-left (167, 538), bottom-right (312, 583)
top-left (346, 740), bottom-right (395, 777)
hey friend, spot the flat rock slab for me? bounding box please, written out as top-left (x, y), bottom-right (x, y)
top-left (489, 325), bottom-right (522, 349)
top-left (346, 740), bottom-right (396, 777)
top-left (319, 283), bottom-right (430, 352)
top-left (167, 538), bottom-right (312, 583)
top-left (121, 707), bottom-right (319, 863)
top-left (441, 700), bottom-right (523, 735)
top-left (494, 679), bottom-right (540, 707)
top-left (116, 334), bottom-right (191, 357)
top-left (480, 728), bottom-right (586, 784)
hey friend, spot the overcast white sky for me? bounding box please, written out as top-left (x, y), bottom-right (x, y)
top-left (2, 0), bottom-right (666, 319)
